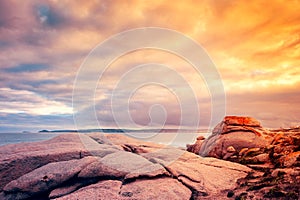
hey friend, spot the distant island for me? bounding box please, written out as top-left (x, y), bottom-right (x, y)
top-left (39, 128), bottom-right (208, 133)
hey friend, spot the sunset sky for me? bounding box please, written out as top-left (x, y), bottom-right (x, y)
top-left (0, 0), bottom-right (300, 132)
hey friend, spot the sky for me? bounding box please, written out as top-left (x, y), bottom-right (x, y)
top-left (0, 0), bottom-right (300, 132)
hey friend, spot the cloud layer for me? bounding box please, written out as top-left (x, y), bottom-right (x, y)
top-left (0, 0), bottom-right (300, 132)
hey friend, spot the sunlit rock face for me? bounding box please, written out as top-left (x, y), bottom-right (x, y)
top-left (189, 116), bottom-right (299, 168)
top-left (195, 116), bottom-right (272, 159)
top-left (187, 116), bottom-right (300, 199)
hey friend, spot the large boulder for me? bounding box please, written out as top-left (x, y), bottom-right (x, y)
top-left (197, 116), bottom-right (273, 159)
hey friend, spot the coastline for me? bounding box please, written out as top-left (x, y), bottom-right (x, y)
top-left (0, 116), bottom-right (299, 199)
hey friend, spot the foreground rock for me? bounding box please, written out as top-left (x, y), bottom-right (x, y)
top-left (187, 116), bottom-right (300, 199)
top-left (56, 178), bottom-right (192, 200)
top-left (3, 157), bottom-right (97, 199)
top-left (0, 134), bottom-right (119, 192)
top-left (0, 132), bottom-right (251, 200)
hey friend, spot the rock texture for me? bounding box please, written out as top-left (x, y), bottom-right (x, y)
top-left (0, 132), bottom-right (251, 200)
top-left (187, 116), bottom-right (300, 199)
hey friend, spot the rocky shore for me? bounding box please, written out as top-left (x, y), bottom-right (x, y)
top-left (0, 116), bottom-right (299, 199)
top-left (187, 116), bottom-right (300, 199)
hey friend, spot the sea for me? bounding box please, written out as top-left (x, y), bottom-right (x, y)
top-left (0, 131), bottom-right (211, 148)
top-left (0, 132), bottom-right (61, 146)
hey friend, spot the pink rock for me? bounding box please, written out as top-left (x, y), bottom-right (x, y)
top-left (199, 116), bottom-right (272, 158)
top-left (54, 180), bottom-right (123, 200)
top-left (3, 157), bottom-right (97, 199)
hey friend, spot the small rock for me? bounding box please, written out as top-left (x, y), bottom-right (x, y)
top-left (227, 146), bottom-right (236, 153)
top-left (197, 136), bottom-right (205, 140)
top-left (283, 152), bottom-right (300, 167)
top-left (239, 148), bottom-right (249, 156)
top-left (253, 153), bottom-right (270, 163)
top-left (121, 191), bottom-right (133, 197)
top-left (244, 148), bottom-right (261, 157)
top-left (223, 152), bottom-right (235, 160)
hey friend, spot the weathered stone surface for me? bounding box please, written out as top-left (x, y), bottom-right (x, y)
top-left (3, 157), bottom-right (97, 199)
top-left (142, 148), bottom-right (251, 199)
top-left (49, 183), bottom-right (82, 199)
top-left (100, 151), bottom-right (153, 172)
top-left (79, 150), bottom-right (169, 180)
top-left (0, 134), bottom-right (119, 192)
top-left (124, 163), bottom-right (170, 179)
top-left (200, 131), bottom-right (270, 158)
top-left (78, 160), bottom-right (126, 179)
top-left (164, 157), bottom-right (250, 195)
top-left (55, 178), bottom-right (191, 200)
top-left (192, 116), bottom-right (273, 158)
top-left (142, 147), bottom-right (188, 164)
top-left (88, 133), bottom-right (164, 153)
top-left (120, 177), bottom-right (191, 200)
top-left (0, 134), bottom-right (88, 191)
top-left (54, 180), bottom-right (123, 200)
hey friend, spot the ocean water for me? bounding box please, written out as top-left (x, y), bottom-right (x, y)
top-left (0, 133), bottom-right (61, 146)
top-left (0, 132), bottom-right (210, 147)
